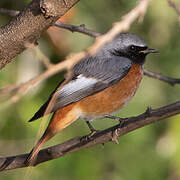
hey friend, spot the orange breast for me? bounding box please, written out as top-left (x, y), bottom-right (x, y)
top-left (77, 63), bottom-right (143, 118)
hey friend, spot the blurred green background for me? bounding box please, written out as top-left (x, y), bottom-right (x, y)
top-left (0, 0), bottom-right (180, 179)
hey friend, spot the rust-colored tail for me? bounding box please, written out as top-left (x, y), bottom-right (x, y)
top-left (25, 129), bottom-right (54, 165)
top-left (25, 103), bottom-right (81, 166)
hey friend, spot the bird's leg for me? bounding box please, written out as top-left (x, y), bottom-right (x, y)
top-left (85, 121), bottom-right (100, 136)
top-left (80, 120), bottom-right (101, 143)
top-left (105, 115), bottom-right (127, 128)
top-left (86, 121), bottom-right (96, 133)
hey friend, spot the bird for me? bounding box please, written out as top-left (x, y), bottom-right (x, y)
top-left (25, 33), bottom-right (158, 165)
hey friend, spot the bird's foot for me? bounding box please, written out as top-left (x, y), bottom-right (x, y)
top-left (80, 129), bottom-right (101, 143)
top-left (80, 121), bottom-right (101, 143)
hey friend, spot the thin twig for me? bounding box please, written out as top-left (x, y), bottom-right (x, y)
top-left (0, 101), bottom-right (180, 171)
top-left (29, 46), bottom-right (54, 69)
top-left (0, 51), bottom-right (86, 102)
top-left (0, 8), bottom-right (19, 16)
top-left (54, 22), bottom-right (101, 37)
top-left (144, 69), bottom-right (180, 86)
top-left (168, 0), bottom-right (180, 21)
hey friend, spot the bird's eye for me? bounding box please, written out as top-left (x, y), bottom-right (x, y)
top-left (130, 45), bottom-right (136, 51)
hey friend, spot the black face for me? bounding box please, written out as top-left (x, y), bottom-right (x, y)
top-left (112, 44), bottom-right (150, 64)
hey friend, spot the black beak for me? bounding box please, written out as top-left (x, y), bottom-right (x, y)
top-left (140, 48), bottom-right (159, 54)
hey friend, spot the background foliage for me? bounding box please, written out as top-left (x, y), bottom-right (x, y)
top-left (0, 0), bottom-right (180, 179)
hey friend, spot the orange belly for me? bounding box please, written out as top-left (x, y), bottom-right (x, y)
top-left (77, 63), bottom-right (143, 118)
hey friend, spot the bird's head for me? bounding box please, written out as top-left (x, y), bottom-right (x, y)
top-left (102, 33), bottom-right (159, 64)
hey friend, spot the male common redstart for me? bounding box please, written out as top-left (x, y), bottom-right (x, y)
top-left (25, 33), bottom-right (158, 165)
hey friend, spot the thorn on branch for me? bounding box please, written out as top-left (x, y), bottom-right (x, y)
top-left (111, 129), bottom-right (119, 144)
top-left (145, 106), bottom-right (152, 117)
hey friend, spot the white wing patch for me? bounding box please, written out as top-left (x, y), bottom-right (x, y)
top-left (59, 74), bottom-right (98, 96)
top-left (51, 74), bottom-right (99, 111)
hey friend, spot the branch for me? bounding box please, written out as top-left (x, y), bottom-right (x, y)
top-left (0, 101), bottom-right (180, 171)
top-left (168, 0), bottom-right (180, 21)
top-left (143, 69), bottom-right (180, 86)
top-left (0, 0), bottom-right (80, 69)
top-left (54, 22), bottom-right (101, 37)
top-left (0, 8), bottom-right (19, 16)
top-left (0, 8), bottom-right (100, 38)
top-left (28, 44), bottom-right (53, 69)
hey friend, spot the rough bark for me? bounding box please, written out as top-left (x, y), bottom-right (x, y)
top-left (0, 0), bottom-right (80, 69)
